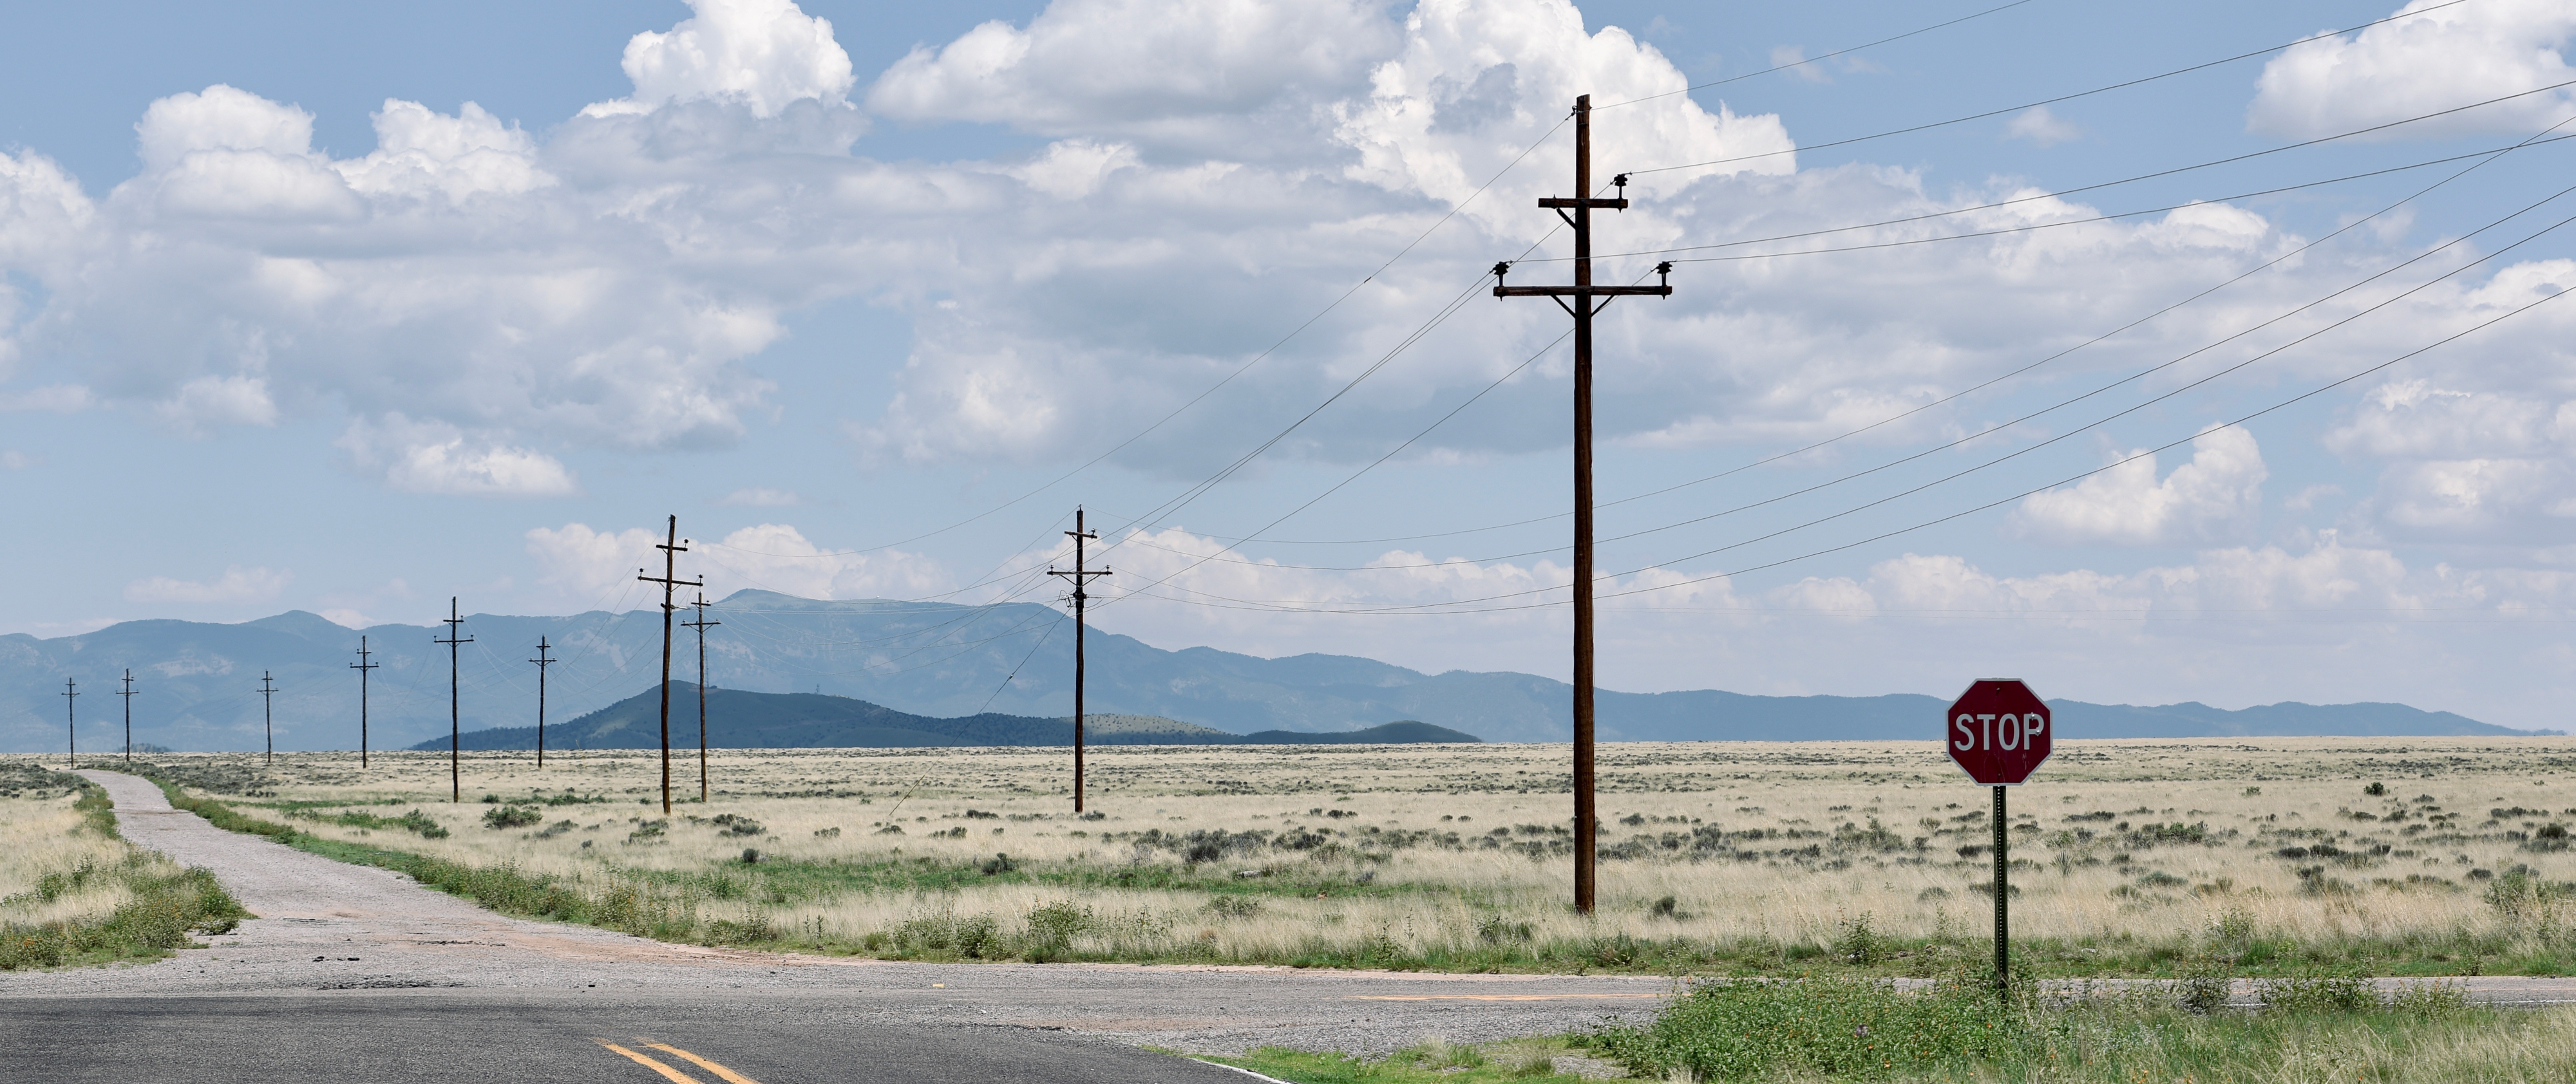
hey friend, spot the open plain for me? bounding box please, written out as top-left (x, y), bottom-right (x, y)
top-left (31, 734), bottom-right (2576, 977)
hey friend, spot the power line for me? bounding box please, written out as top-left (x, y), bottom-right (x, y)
top-left (1622, 0), bottom-right (2475, 177)
top-left (1165, 240), bottom-right (2576, 619)
top-left (1594, 0), bottom-right (2042, 109)
top-left (1139, 110), bottom-right (2576, 558)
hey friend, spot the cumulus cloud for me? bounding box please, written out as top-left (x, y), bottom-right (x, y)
top-left (2248, 0), bottom-right (2576, 140)
top-left (124, 566), bottom-right (291, 604)
top-left (341, 415), bottom-right (577, 497)
top-left (2012, 426), bottom-right (2268, 546)
top-left (526, 523), bottom-right (664, 604)
top-left (0, 450), bottom-right (33, 470)
top-left (529, 520), bottom-right (945, 607)
top-left (592, 0), bottom-right (857, 118)
top-left (867, 0), bottom-right (1392, 150)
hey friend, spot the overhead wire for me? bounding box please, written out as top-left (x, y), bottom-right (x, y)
top-left (1622, 0), bottom-right (2474, 178)
top-left (1112, 135), bottom-right (2576, 575)
top-left (1160, 106), bottom-right (2576, 554)
top-left (1159, 208), bottom-right (2576, 617)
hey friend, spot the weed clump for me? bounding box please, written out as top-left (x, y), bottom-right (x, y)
top-left (482, 805), bottom-right (542, 830)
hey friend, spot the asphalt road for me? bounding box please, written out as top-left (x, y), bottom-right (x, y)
top-left (1, 990), bottom-right (1247, 1083)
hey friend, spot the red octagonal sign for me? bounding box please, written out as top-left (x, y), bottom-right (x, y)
top-left (1947, 678), bottom-right (2052, 785)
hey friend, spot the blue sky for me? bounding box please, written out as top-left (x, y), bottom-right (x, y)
top-left (3, 0), bottom-right (2575, 729)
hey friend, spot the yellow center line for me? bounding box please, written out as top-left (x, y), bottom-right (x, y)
top-left (594, 1040), bottom-right (704, 1083)
top-left (641, 1040), bottom-right (766, 1084)
top-left (1344, 994), bottom-right (1665, 1001)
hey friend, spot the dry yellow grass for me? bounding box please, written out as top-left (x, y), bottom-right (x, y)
top-left (43, 736), bottom-right (2576, 971)
top-left (0, 784), bottom-right (137, 928)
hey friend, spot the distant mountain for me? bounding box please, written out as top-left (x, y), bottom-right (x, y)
top-left (406, 684), bottom-right (1480, 751)
top-left (0, 589), bottom-right (2552, 752)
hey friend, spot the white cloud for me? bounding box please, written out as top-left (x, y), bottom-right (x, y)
top-left (0, 450), bottom-right (31, 470)
top-left (867, 0), bottom-right (1392, 149)
top-left (340, 415), bottom-right (577, 497)
top-left (2004, 105), bottom-right (2082, 146)
top-left (591, 0), bottom-right (856, 118)
top-left (717, 487), bottom-right (802, 507)
top-left (337, 100), bottom-right (550, 200)
top-left (2012, 426), bottom-right (2268, 546)
top-left (153, 373), bottom-right (278, 437)
top-left (526, 523), bottom-right (665, 604)
top-left (124, 566), bottom-right (291, 604)
top-left (2248, 0), bottom-right (2576, 140)
top-left (695, 523), bottom-right (947, 601)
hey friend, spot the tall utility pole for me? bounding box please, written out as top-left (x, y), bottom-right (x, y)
top-left (683, 595), bottom-right (720, 804)
top-left (530, 637), bottom-right (555, 769)
top-left (117, 670), bottom-right (138, 763)
top-left (435, 599), bottom-right (473, 803)
top-left (61, 677), bottom-right (78, 769)
top-left (1047, 507), bottom-right (1111, 814)
top-left (256, 671), bottom-right (279, 766)
top-left (351, 637), bottom-right (379, 769)
top-left (637, 515), bottom-right (700, 816)
top-left (1491, 95), bottom-right (1676, 915)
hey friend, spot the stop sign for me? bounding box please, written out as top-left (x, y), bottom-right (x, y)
top-left (1947, 678), bottom-right (2051, 785)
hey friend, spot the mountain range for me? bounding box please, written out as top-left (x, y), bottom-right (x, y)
top-left (0, 590), bottom-right (2553, 752)
top-left (406, 683), bottom-right (1479, 751)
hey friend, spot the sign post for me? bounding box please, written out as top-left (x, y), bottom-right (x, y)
top-left (1945, 678), bottom-right (2052, 1001)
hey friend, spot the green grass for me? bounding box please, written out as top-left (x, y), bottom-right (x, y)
top-left (1190, 1038), bottom-right (1591, 1084)
top-left (0, 776), bottom-right (251, 971)
top-left (1584, 972), bottom-right (2558, 1082)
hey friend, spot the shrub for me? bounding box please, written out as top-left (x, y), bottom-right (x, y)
top-left (1834, 912), bottom-right (1884, 965)
top-left (2257, 971), bottom-right (2376, 1014)
top-left (482, 805), bottom-right (542, 830)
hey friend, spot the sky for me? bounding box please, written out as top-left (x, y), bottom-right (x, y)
top-left (4, 0), bottom-right (2575, 731)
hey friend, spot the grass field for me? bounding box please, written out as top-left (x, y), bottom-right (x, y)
top-left (37, 734), bottom-right (2576, 977)
top-left (0, 762), bottom-right (247, 969)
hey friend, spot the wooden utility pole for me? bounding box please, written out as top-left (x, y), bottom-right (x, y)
top-left (350, 637), bottom-right (378, 769)
top-left (256, 671), bottom-right (279, 766)
top-left (1047, 507), bottom-right (1110, 814)
top-left (638, 516), bottom-right (701, 815)
top-left (1491, 94), bottom-right (1675, 915)
top-left (436, 599), bottom-right (473, 802)
top-left (683, 594), bottom-right (720, 804)
top-left (61, 677), bottom-right (77, 769)
top-left (530, 637), bottom-right (555, 769)
top-left (117, 670), bottom-right (138, 764)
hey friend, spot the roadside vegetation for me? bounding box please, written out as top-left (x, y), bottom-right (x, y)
top-left (59, 736), bottom-right (2576, 977)
top-left (0, 763), bottom-right (248, 971)
top-left (1207, 977), bottom-right (2576, 1083)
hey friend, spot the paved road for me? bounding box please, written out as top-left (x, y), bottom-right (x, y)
top-left (0, 771), bottom-right (1671, 1082)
